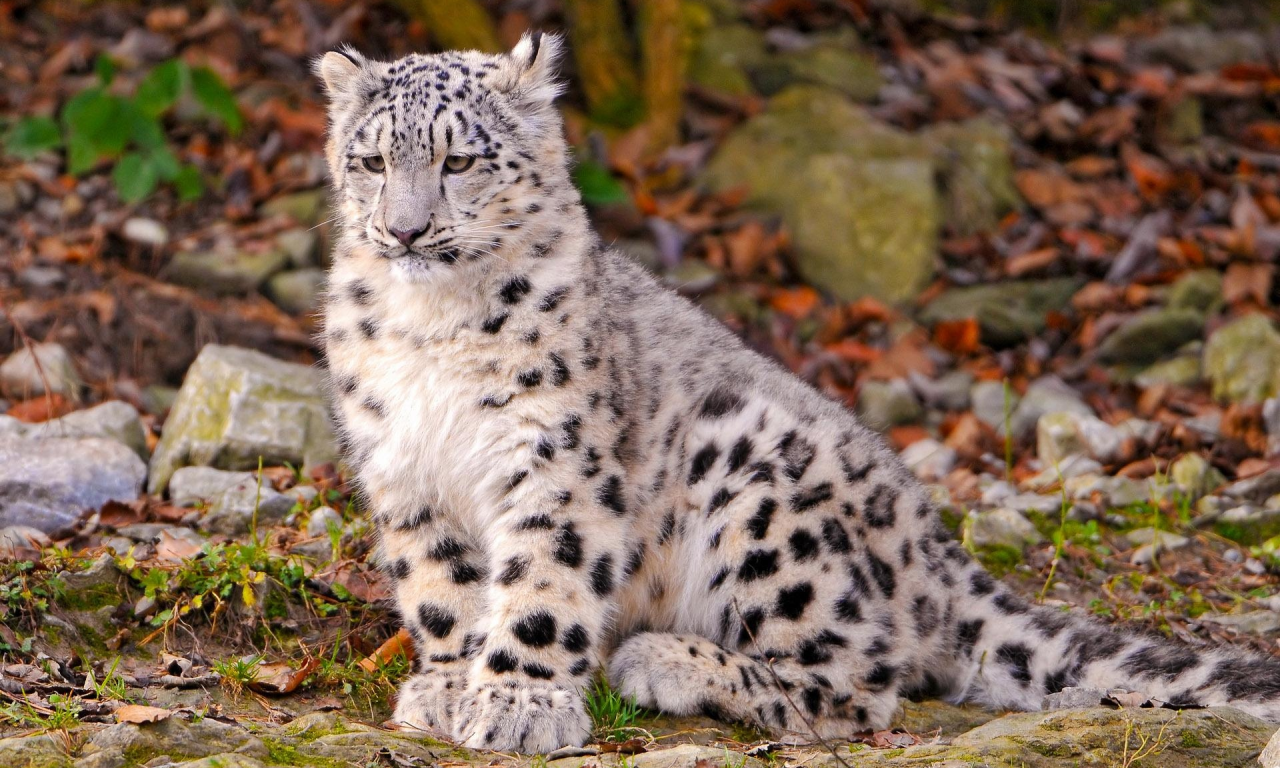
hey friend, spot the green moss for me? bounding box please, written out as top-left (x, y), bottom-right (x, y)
top-left (58, 583), bottom-right (121, 612)
top-left (1181, 730), bottom-right (1205, 748)
top-left (975, 545), bottom-right (1023, 576)
top-left (262, 736), bottom-right (348, 767)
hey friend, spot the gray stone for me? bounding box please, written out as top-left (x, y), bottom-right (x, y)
top-left (1261, 723), bottom-right (1280, 768)
top-left (1266, 397), bottom-right (1280, 457)
top-left (163, 249), bottom-right (290, 295)
top-left (275, 228), bottom-right (320, 268)
top-left (964, 508), bottom-right (1042, 549)
top-left (142, 386), bottom-right (179, 416)
top-left (59, 553), bottom-right (123, 592)
top-left (148, 344), bottom-right (337, 494)
top-left (1010, 376), bottom-right (1092, 439)
top-left (1134, 354), bottom-right (1201, 388)
top-left (168, 467), bottom-right (294, 536)
top-left (1167, 269), bottom-right (1222, 313)
top-left (1002, 492), bottom-right (1065, 515)
top-left (856, 379), bottom-right (922, 430)
top-left (920, 278), bottom-right (1083, 347)
top-left (1201, 610), bottom-right (1280, 635)
top-left (1065, 474), bottom-right (1157, 507)
top-left (1036, 411), bottom-right (1124, 465)
top-left (0, 732), bottom-right (70, 768)
top-left (1024, 455), bottom-right (1103, 490)
top-left (900, 438), bottom-right (956, 481)
top-left (24, 401), bottom-right (148, 459)
top-left (1097, 308), bottom-right (1204, 366)
top-left (1134, 25), bottom-right (1266, 72)
top-left (306, 506), bottom-right (344, 538)
top-left (631, 745), bottom-right (763, 768)
top-left (909, 369), bottom-right (972, 411)
top-left (122, 217), bottom-right (169, 247)
top-left (971, 379), bottom-right (1017, 430)
top-left (926, 117), bottom-right (1020, 236)
top-left (1223, 470), bottom-right (1280, 504)
top-left (0, 525), bottom-right (50, 559)
top-left (0, 437), bottom-right (146, 533)
top-left (1170, 452), bottom-right (1226, 499)
top-left (1125, 527), bottom-right (1189, 549)
top-left (83, 717), bottom-right (268, 763)
top-left (258, 189), bottom-right (328, 226)
top-left (167, 756), bottom-right (267, 768)
top-left (1204, 314), bottom-right (1280, 403)
top-left (1042, 686), bottom-right (1108, 711)
top-left (663, 261), bottom-right (720, 293)
top-left (0, 342), bottom-right (82, 400)
top-left (704, 87), bottom-right (938, 303)
top-left (266, 268), bottom-right (326, 314)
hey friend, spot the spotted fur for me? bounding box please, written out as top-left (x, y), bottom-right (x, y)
top-left (318, 34), bottom-right (1280, 754)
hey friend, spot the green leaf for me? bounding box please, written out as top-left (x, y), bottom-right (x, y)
top-left (66, 133), bottom-right (100, 175)
top-left (571, 158), bottom-right (629, 206)
top-left (125, 102), bottom-right (166, 151)
top-left (174, 164), bottom-right (203, 201)
top-left (3, 116), bottom-right (62, 159)
top-left (63, 89), bottom-right (130, 157)
top-left (95, 54), bottom-right (116, 86)
top-left (135, 59), bottom-right (187, 117)
top-left (113, 152), bottom-right (159, 203)
top-left (190, 67), bottom-right (242, 135)
top-left (149, 146), bottom-right (180, 181)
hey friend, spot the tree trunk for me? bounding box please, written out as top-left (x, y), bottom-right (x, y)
top-left (394, 0), bottom-right (502, 53)
top-left (636, 0), bottom-right (684, 152)
top-left (562, 0), bottom-right (644, 127)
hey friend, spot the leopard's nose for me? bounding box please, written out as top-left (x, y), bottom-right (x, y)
top-left (390, 226), bottom-right (427, 246)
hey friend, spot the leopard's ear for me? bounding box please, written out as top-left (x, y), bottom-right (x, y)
top-left (316, 46), bottom-right (369, 101)
top-left (497, 32), bottom-right (565, 109)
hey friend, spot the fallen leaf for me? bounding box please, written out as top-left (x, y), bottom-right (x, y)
top-left (7, 395), bottom-right (76, 423)
top-left (1222, 263), bottom-right (1274, 306)
top-left (154, 530), bottom-right (204, 563)
top-left (359, 628), bottom-right (416, 673)
top-left (115, 704), bottom-right (172, 724)
top-left (769, 287), bottom-right (821, 319)
top-left (933, 318), bottom-right (981, 355)
top-left (247, 658), bottom-right (319, 695)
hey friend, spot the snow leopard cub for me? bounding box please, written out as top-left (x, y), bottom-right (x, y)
top-left (318, 33), bottom-right (1280, 754)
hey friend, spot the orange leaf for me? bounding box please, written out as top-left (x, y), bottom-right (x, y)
top-left (115, 705), bottom-right (172, 724)
top-left (769, 286), bottom-right (820, 318)
top-left (247, 658), bottom-right (320, 695)
top-left (825, 338), bottom-right (880, 364)
top-left (359, 628), bottom-right (416, 673)
top-left (932, 318), bottom-right (981, 355)
top-left (7, 394), bottom-right (76, 423)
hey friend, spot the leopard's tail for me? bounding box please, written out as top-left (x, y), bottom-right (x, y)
top-left (946, 562), bottom-right (1280, 721)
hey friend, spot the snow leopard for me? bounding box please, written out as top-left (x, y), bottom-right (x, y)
top-left (316, 33), bottom-right (1280, 754)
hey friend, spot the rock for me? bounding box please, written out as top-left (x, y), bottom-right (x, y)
top-left (1167, 269), bottom-right (1222, 314)
top-left (1134, 25), bottom-right (1266, 72)
top-left (1036, 411), bottom-right (1124, 465)
top-left (141, 385), bottom-right (179, 415)
top-left (306, 506), bottom-right (343, 538)
top-left (971, 379), bottom-right (1017, 430)
top-left (0, 342), bottom-right (82, 400)
top-left (148, 344), bottom-right (338, 494)
top-left (1158, 94), bottom-right (1204, 146)
top-left (258, 189), bottom-right (328, 226)
top-left (1064, 474), bottom-right (1157, 507)
top-left (1201, 610), bottom-right (1280, 635)
top-left (169, 467), bottom-right (295, 536)
top-left (1010, 376), bottom-right (1092, 439)
top-left (1204, 314), bottom-right (1280, 403)
top-left (1265, 397), bottom-right (1280, 457)
top-left (1042, 686), bottom-right (1108, 711)
top-left (964, 508), bottom-right (1043, 549)
top-left (1096, 308), bottom-right (1204, 366)
top-left (687, 25), bottom-right (766, 96)
top-left (83, 716), bottom-right (268, 764)
top-left (920, 278), bottom-right (1083, 347)
top-left (688, 26), bottom-right (880, 101)
top-left (0, 438), bottom-right (146, 533)
top-left (121, 216), bottom-right (169, 247)
top-left (857, 379), bottom-right (922, 430)
top-left (266, 268), bottom-right (326, 314)
top-left (167, 755), bottom-right (267, 768)
top-left (23, 401), bottom-right (149, 459)
top-left (18, 265), bottom-right (65, 291)
top-left (275, 227), bottom-right (320, 268)
top-left (0, 525), bottom-right (50, 560)
top-left (663, 261), bottom-right (720, 294)
top-left (630, 745), bottom-right (764, 768)
top-left (1170, 452), bottom-right (1226, 499)
top-left (1125, 527), bottom-right (1189, 549)
top-left (925, 118), bottom-right (1020, 236)
top-left (1134, 354), bottom-right (1201, 388)
top-left (900, 438), bottom-right (957, 481)
top-left (704, 87), bottom-right (938, 303)
top-left (58, 553), bottom-right (123, 592)
top-left (909, 369), bottom-right (972, 411)
top-left (1261, 724), bottom-right (1280, 768)
top-left (0, 732), bottom-right (70, 768)
top-left (1024, 455), bottom-right (1103, 490)
top-left (1223, 470), bottom-right (1280, 504)
top-left (1002, 492), bottom-right (1065, 515)
top-left (163, 248), bottom-right (290, 295)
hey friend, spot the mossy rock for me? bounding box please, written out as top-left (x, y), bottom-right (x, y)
top-left (1204, 314), bottom-right (1280, 403)
top-left (919, 278), bottom-right (1084, 346)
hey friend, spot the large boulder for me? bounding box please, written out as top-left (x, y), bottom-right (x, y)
top-left (1203, 314), bottom-right (1280, 403)
top-left (0, 437), bottom-right (146, 533)
top-left (148, 344), bottom-right (337, 494)
top-left (704, 86), bottom-right (939, 303)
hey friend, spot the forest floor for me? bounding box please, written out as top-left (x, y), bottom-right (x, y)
top-left (2, 1), bottom-right (1280, 766)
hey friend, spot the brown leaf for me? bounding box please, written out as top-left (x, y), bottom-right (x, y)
top-left (933, 318), bottom-right (981, 355)
top-left (7, 395), bottom-right (76, 423)
top-left (769, 287), bottom-right (821, 319)
top-left (154, 530), bottom-right (204, 564)
top-left (247, 658), bottom-right (319, 695)
top-left (99, 500), bottom-right (145, 529)
top-left (1222, 263), bottom-right (1274, 306)
top-left (598, 738), bottom-right (646, 754)
top-left (867, 331), bottom-right (935, 380)
top-left (1006, 247), bottom-right (1059, 278)
top-left (115, 704), bottom-right (172, 724)
top-left (359, 628), bottom-right (416, 673)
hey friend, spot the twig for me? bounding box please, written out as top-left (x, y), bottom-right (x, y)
top-left (731, 599), bottom-right (854, 768)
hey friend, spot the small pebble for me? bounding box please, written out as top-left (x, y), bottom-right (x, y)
top-left (123, 217), bottom-right (170, 247)
top-left (1224, 549), bottom-right (1243, 564)
top-left (1247, 558), bottom-right (1268, 575)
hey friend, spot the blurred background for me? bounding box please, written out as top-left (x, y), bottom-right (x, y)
top-left (3, 1), bottom-right (1280, 759)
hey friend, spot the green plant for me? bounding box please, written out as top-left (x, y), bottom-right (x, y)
top-left (3, 55), bottom-right (241, 202)
top-left (1002, 379), bottom-right (1015, 480)
top-left (86, 657), bottom-right (133, 702)
top-left (213, 654), bottom-right (263, 700)
top-left (585, 675), bottom-right (648, 743)
top-left (571, 155), bottom-right (629, 206)
top-left (0, 560), bottom-right (65, 655)
top-left (0, 692), bottom-right (81, 730)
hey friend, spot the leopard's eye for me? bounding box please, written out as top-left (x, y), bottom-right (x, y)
top-left (443, 155), bottom-right (475, 174)
top-left (362, 156), bottom-right (385, 173)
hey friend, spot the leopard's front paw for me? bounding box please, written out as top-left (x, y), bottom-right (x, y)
top-left (453, 681), bottom-right (591, 753)
top-left (392, 667), bottom-right (469, 735)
